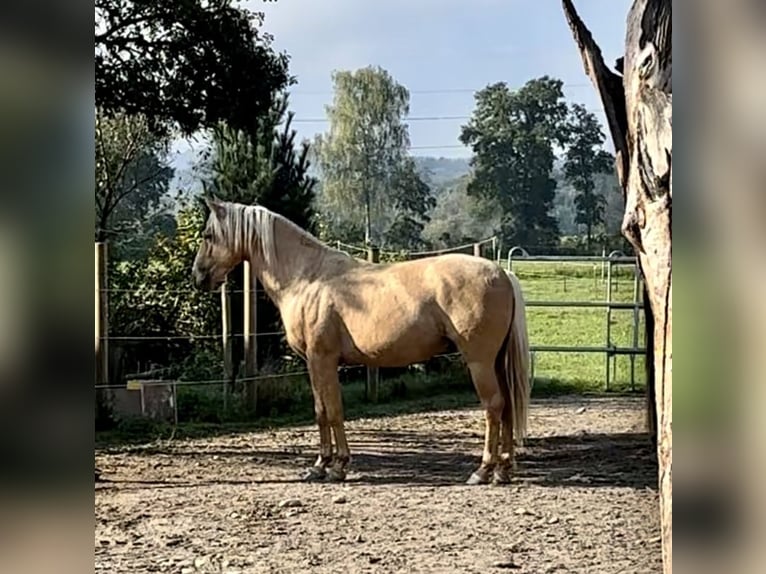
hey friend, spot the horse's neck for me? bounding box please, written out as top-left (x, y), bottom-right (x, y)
top-left (246, 218), bottom-right (336, 307)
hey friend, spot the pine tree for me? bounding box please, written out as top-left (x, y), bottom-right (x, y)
top-left (204, 94), bottom-right (318, 395)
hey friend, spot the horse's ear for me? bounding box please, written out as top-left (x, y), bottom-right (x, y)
top-left (203, 193), bottom-right (226, 220)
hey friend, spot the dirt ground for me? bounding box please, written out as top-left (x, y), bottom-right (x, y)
top-left (95, 396), bottom-right (661, 573)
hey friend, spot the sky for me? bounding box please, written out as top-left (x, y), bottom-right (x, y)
top-left (172, 0), bottom-right (632, 163)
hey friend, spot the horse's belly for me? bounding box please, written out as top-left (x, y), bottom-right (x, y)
top-left (341, 317), bottom-right (448, 367)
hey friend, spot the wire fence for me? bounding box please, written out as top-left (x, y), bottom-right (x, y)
top-left (96, 236), bottom-right (480, 423)
top-left (95, 238), bottom-right (646, 428)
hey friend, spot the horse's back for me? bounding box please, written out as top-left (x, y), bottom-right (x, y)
top-left (316, 253), bottom-right (513, 363)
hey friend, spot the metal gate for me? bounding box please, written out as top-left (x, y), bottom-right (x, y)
top-left (506, 247), bottom-right (646, 391)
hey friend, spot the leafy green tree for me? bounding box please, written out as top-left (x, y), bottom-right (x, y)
top-left (384, 158), bottom-right (436, 250)
top-left (315, 66), bottom-right (430, 247)
top-left (205, 95), bottom-right (316, 229)
top-left (95, 108), bottom-right (174, 244)
top-left (563, 104), bottom-right (615, 247)
top-left (459, 77), bottom-right (570, 248)
top-left (108, 201), bottom-right (221, 383)
top-left (95, 0), bottom-right (290, 136)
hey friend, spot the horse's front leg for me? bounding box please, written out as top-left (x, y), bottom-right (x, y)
top-left (307, 353), bottom-right (349, 482)
top-left (302, 379), bottom-right (333, 482)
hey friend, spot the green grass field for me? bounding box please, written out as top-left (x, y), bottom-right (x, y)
top-left (504, 260), bottom-right (646, 392)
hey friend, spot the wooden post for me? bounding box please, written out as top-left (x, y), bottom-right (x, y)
top-left (220, 281), bottom-right (233, 411)
top-left (473, 242), bottom-right (481, 258)
top-left (366, 245), bottom-right (380, 403)
top-left (95, 243), bottom-right (109, 387)
top-left (243, 261), bottom-right (259, 411)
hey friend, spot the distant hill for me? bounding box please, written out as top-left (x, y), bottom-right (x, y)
top-left (413, 156), bottom-right (471, 190)
top-left (169, 151), bottom-right (471, 196)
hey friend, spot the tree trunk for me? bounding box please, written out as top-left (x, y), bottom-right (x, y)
top-left (560, 1), bottom-right (671, 572)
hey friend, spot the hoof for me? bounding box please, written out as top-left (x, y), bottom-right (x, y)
top-left (301, 466), bottom-right (327, 482)
top-left (326, 466), bottom-right (347, 482)
top-left (466, 470), bottom-right (491, 485)
top-left (492, 467), bottom-right (512, 486)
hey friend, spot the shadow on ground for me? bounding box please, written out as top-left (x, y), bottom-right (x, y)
top-left (97, 428), bottom-right (656, 491)
top-left (338, 430), bottom-right (656, 490)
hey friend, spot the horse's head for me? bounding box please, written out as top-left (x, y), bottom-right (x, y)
top-left (192, 196), bottom-right (241, 291)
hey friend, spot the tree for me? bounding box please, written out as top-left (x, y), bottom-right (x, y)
top-left (203, 94), bottom-right (318, 398)
top-left (106, 200), bottom-right (222, 400)
top-left (563, 103), bottom-right (615, 247)
top-left (315, 66), bottom-right (428, 247)
top-left (205, 94), bottom-right (316, 229)
top-left (459, 77), bottom-right (570, 248)
top-left (423, 174), bottom-right (503, 249)
top-left (95, 108), bottom-right (174, 243)
top-left (95, 0), bottom-right (291, 136)
top-left (384, 158), bottom-right (437, 250)
top-left (561, 1), bottom-right (672, 571)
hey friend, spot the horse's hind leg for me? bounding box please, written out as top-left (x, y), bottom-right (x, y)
top-left (494, 402), bottom-right (515, 485)
top-left (465, 360), bottom-right (504, 485)
top-left (494, 351), bottom-right (515, 485)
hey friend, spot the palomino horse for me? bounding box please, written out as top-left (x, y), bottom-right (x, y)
top-left (192, 198), bottom-right (531, 485)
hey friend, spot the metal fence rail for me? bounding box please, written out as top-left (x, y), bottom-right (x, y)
top-left (507, 247), bottom-right (646, 391)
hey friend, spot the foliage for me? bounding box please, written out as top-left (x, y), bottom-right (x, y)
top-left (563, 104), bottom-right (615, 244)
top-left (205, 94), bottom-right (317, 229)
top-left (422, 174), bottom-right (502, 248)
top-left (95, 108), bottom-right (174, 243)
top-left (108, 201), bottom-right (221, 379)
top-left (314, 211), bottom-right (366, 248)
top-left (384, 158), bottom-right (437, 250)
top-left (460, 77), bottom-right (570, 248)
top-left (314, 66), bottom-right (432, 246)
top-left (95, 0), bottom-right (291, 136)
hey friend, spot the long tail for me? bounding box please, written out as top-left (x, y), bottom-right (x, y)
top-left (505, 270), bottom-right (531, 445)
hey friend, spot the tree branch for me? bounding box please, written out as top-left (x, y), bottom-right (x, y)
top-left (560, 0), bottom-right (629, 190)
top-left (112, 165), bottom-right (169, 208)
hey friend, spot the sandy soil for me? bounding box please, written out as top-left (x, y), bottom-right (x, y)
top-left (95, 395), bottom-right (661, 573)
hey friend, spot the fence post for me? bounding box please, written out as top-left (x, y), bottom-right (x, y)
top-left (95, 243), bottom-right (109, 388)
top-left (243, 261), bottom-right (259, 411)
top-left (366, 245), bottom-right (380, 403)
top-left (220, 281), bottom-right (233, 411)
top-left (605, 258), bottom-right (613, 391)
top-left (630, 263), bottom-right (640, 391)
top-left (473, 242), bottom-right (481, 258)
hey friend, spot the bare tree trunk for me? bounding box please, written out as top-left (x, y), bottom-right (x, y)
top-left (560, 1), bottom-right (671, 572)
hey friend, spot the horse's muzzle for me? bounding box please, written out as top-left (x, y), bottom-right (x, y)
top-left (193, 266), bottom-right (225, 292)
top-left (192, 266), bottom-right (209, 290)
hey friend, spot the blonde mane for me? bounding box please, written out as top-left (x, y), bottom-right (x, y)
top-left (212, 201), bottom-right (324, 268)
